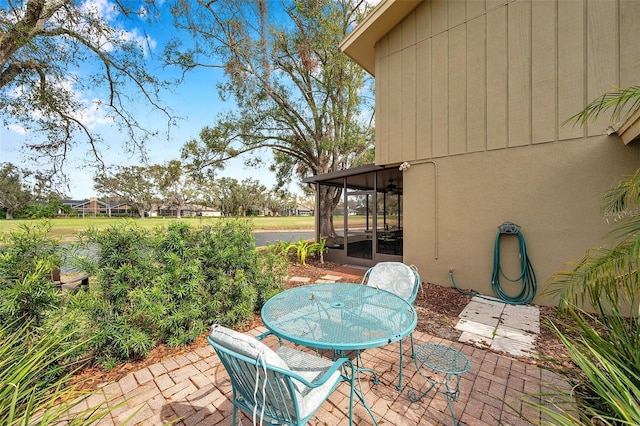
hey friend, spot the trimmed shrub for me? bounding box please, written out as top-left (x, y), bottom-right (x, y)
top-left (0, 222), bottom-right (62, 338)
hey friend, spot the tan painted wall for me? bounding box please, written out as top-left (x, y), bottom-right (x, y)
top-left (374, 0), bottom-right (640, 305)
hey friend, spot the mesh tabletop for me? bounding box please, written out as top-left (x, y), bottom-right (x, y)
top-left (261, 283), bottom-right (417, 351)
top-left (414, 343), bottom-right (471, 375)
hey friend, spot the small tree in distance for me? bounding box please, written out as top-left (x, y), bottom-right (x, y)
top-left (0, 162), bottom-right (34, 219)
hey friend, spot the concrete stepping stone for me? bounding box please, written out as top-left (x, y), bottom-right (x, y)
top-left (455, 296), bottom-right (541, 358)
top-left (319, 274), bottom-right (343, 281)
top-left (455, 319), bottom-right (495, 339)
top-left (491, 335), bottom-right (536, 357)
top-left (458, 298), bottom-right (504, 327)
top-left (289, 276), bottom-right (311, 283)
top-left (458, 331), bottom-right (492, 348)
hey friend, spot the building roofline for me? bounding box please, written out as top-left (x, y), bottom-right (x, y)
top-left (340, 0), bottom-right (422, 75)
top-left (302, 164), bottom-right (385, 184)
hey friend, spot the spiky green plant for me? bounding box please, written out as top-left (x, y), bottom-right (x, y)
top-left (0, 321), bottom-right (118, 425)
top-left (565, 85), bottom-right (640, 127)
top-left (286, 238), bottom-right (318, 265)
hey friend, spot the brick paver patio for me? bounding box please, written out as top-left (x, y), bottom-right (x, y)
top-left (79, 326), bottom-right (566, 425)
top-left (74, 266), bottom-right (567, 425)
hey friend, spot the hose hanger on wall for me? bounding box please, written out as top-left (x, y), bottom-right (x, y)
top-left (450, 221), bottom-right (537, 305)
top-left (491, 222), bottom-right (537, 305)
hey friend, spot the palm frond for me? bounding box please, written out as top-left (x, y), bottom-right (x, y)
top-left (564, 85), bottom-right (640, 126)
top-left (602, 169), bottom-right (640, 226)
top-left (546, 241), bottom-right (639, 314)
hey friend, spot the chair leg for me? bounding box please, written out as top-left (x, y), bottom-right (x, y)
top-left (410, 333), bottom-right (415, 358)
top-left (232, 402), bottom-right (237, 426)
top-left (397, 338), bottom-right (404, 390)
top-left (398, 334), bottom-right (416, 390)
top-left (348, 365), bottom-right (355, 426)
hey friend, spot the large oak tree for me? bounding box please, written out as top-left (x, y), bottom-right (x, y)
top-left (172, 0), bottom-right (374, 237)
top-left (0, 0), bottom-right (172, 175)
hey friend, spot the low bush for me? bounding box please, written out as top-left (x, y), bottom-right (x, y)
top-left (1, 219), bottom-right (288, 371)
top-left (68, 219), bottom-right (287, 367)
top-left (0, 222), bottom-right (63, 339)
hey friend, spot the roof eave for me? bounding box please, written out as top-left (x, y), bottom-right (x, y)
top-left (339, 0), bottom-right (422, 76)
top-left (616, 108), bottom-right (640, 145)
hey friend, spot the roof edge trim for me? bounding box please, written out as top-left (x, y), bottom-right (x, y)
top-left (340, 0), bottom-right (422, 76)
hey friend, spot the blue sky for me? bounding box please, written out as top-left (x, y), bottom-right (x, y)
top-left (0, 0), bottom-right (281, 199)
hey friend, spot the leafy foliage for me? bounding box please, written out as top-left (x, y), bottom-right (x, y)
top-left (0, 163), bottom-right (34, 220)
top-left (284, 238), bottom-right (328, 265)
top-left (93, 166), bottom-right (162, 219)
top-left (0, 222), bottom-right (62, 338)
top-left (173, 0), bottom-right (373, 235)
top-left (566, 85), bottom-right (640, 127)
top-left (68, 219), bottom-right (287, 367)
top-left (74, 223), bottom-right (157, 365)
top-left (0, 0), bottom-right (173, 172)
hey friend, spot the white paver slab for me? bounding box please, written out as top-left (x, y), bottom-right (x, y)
top-left (459, 300), bottom-right (503, 327)
top-left (458, 331), bottom-right (492, 348)
top-left (501, 316), bottom-right (540, 334)
top-left (503, 303), bottom-right (539, 317)
top-left (494, 324), bottom-right (537, 345)
top-left (319, 274), bottom-right (343, 281)
top-left (501, 305), bottom-right (540, 333)
top-left (455, 295), bottom-right (541, 359)
top-left (491, 335), bottom-right (536, 357)
top-left (455, 318), bottom-right (496, 339)
top-left (289, 276), bottom-right (311, 283)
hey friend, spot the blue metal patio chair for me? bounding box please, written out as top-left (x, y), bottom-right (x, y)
top-left (208, 324), bottom-right (355, 426)
top-left (361, 261), bottom-right (421, 389)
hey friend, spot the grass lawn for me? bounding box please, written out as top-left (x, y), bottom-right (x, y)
top-left (0, 216), bottom-right (315, 241)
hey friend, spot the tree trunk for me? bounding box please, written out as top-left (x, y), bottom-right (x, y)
top-left (318, 185), bottom-right (341, 238)
top-left (6, 209), bottom-right (13, 220)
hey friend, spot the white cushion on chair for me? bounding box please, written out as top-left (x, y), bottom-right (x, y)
top-left (209, 324), bottom-right (288, 370)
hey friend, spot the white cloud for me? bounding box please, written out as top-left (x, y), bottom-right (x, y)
top-left (73, 0), bottom-right (157, 56)
top-left (81, 0), bottom-right (118, 22)
top-left (117, 27), bottom-right (157, 55)
top-left (7, 124), bottom-right (28, 134)
top-left (77, 99), bottom-right (114, 129)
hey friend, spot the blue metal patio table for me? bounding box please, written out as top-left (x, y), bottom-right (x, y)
top-left (261, 282), bottom-right (418, 425)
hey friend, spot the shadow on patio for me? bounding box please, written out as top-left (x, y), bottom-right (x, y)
top-left (80, 325), bottom-right (567, 425)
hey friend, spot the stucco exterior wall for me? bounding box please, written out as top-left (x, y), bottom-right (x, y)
top-left (373, 0), bottom-right (640, 305)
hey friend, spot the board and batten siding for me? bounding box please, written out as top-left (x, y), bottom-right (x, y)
top-left (374, 0), bottom-right (640, 165)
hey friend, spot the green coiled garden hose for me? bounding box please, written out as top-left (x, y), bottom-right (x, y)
top-left (450, 222), bottom-right (537, 305)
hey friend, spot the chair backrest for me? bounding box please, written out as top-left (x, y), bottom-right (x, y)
top-left (208, 325), bottom-right (301, 424)
top-left (361, 262), bottom-right (421, 303)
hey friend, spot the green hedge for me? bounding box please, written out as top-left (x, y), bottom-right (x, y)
top-left (0, 219), bottom-right (288, 370)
